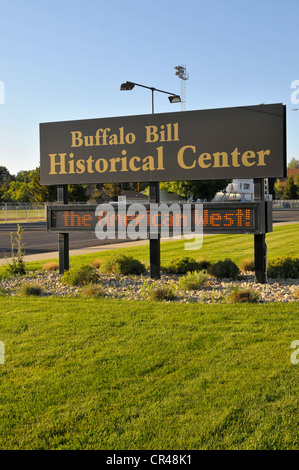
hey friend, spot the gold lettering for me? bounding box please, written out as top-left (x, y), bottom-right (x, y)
top-left (242, 150), bottom-right (256, 167)
top-left (156, 145), bottom-right (164, 170)
top-left (109, 134), bottom-right (118, 145)
top-left (120, 157), bottom-right (128, 171)
top-left (71, 131), bottom-right (83, 147)
top-left (173, 122), bottom-right (179, 141)
top-left (129, 156), bottom-right (141, 171)
top-left (68, 153), bottom-right (75, 174)
top-left (177, 145), bottom-right (196, 169)
top-left (198, 152), bottom-right (211, 168)
top-left (86, 156), bottom-right (94, 173)
top-left (257, 149), bottom-right (270, 166)
top-left (213, 151), bottom-right (229, 168)
top-left (95, 128), bottom-right (103, 146)
top-left (110, 157), bottom-right (121, 172)
top-left (95, 158), bottom-right (108, 173)
top-left (49, 153), bottom-right (67, 175)
top-left (231, 147), bottom-right (241, 167)
top-left (142, 156), bottom-right (155, 171)
top-left (145, 126), bottom-right (159, 143)
top-left (84, 135), bottom-right (94, 147)
top-left (76, 159), bottom-right (85, 174)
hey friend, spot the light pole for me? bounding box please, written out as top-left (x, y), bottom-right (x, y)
top-left (120, 81), bottom-right (181, 279)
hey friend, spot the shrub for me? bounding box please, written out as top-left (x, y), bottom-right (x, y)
top-left (61, 265), bottom-right (99, 286)
top-left (178, 271), bottom-right (208, 290)
top-left (208, 258), bottom-right (240, 279)
top-left (240, 258), bottom-right (255, 272)
top-left (267, 256), bottom-right (299, 279)
top-left (80, 284), bottom-right (105, 298)
top-left (294, 288), bottom-right (299, 300)
top-left (0, 264), bottom-right (13, 280)
top-left (99, 254), bottom-right (146, 275)
top-left (90, 259), bottom-right (102, 269)
top-left (228, 286), bottom-right (260, 303)
top-left (43, 261), bottom-right (59, 271)
top-left (21, 283), bottom-right (43, 297)
top-left (149, 283), bottom-right (176, 301)
top-left (196, 258), bottom-right (211, 270)
top-left (164, 256), bottom-right (203, 274)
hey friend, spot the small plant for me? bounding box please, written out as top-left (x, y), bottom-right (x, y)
top-left (228, 286), bottom-right (260, 303)
top-left (196, 258), bottom-right (211, 271)
top-left (164, 256), bottom-right (203, 274)
top-left (21, 283), bottom-right (43, 297)
top-left (149, 283), bottom-right (176, 301)
top-left (90, 259), bottom-right (102, 269)
top-left (99, 254), bottom-right (146, 275)
top-left (43, 261), bottom-right (59, 271)
top-left (62, 265), bottom-right (99, 286)
top-left (6, 225), bottom-right (26, 276)
top-left (208, 258), bottom-right (240, 279)
top-left (80, 284), bottom-right (105, 298)
top-left (267, 256), bottom-right (299, 279)
top-left (240, 258), bottom-right (255, 272)
top-left (178, 271), bottom-right (208, 290)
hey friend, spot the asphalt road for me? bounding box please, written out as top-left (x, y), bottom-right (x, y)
top-left (0, 209), bottom-right (298, 259)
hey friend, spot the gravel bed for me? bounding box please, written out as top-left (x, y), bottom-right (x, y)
top-left (0, 270), bottom-right (299, 303)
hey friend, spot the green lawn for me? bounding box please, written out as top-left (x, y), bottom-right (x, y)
top-left (26, 222), bottom-right (299, 271)
top-left (0, 298), bottom-right (298, 450)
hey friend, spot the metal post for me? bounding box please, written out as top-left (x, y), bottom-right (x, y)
top-left (254, 178), bottom-right (267, 283)
top-left (57, 185), bottom-right (69, 274)
top-left (149, 88), bottom-right (161, 279)
top-left (149, 181), bottom-right (161, 279)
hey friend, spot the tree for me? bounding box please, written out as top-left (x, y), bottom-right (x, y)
top-left (0, 166), bottom-right (11, 186)
top-left (274, 179), bottom-right (284, 199)
top-left (160, 179), bottom-right (230, 201)
top-left (288, 157), bottom-right (299, 169)
top-left (283, 174), bottom-right (298, 200)
top-left (68, 184), bottom-right (89, 202)
top-left (3, 180), bottom-right (32, 202)
top-left (102, 183), bottom-right (124, 201)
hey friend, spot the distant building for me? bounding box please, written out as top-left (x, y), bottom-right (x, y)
top-left (278, 169), bottom-right (299, 188)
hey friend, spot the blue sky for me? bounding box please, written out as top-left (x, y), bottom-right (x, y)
top-left (0, 0), bottom-right (299, 175)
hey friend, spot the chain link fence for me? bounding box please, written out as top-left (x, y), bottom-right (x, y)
top-left (272, 200), bottom-right (299, 208)
top-left (0, 203), bottom-right (47, 222)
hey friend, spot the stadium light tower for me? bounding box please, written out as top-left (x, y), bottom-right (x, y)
top-left (174, 65), bottom-right (189, 111)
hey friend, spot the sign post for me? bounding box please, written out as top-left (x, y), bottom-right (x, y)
top-left (57, 185), bottom-right (69, 274)
top-left (254, 178), bottom-right (267, 283)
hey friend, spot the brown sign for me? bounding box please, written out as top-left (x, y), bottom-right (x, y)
top-left (40, 103), bottom-right (286, 185)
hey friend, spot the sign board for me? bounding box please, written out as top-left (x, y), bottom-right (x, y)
top-left (47, 202), bottom-right (272, 236)
top-left (40, 103), bottom-right (286, 185)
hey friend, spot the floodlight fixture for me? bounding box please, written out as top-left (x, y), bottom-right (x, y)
top-left (168, 95), bottom-right (181, 103)
top-left (120, 81), bottom-right (135, 91)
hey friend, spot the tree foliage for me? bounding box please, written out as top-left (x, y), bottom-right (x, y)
top-left (288, 157), bottom-right (299, 169)
top-left (283, 174), bottom-right (298, 200)
top-left (160, 179), bottom-right (230, 201)
top-left (0, 166), bottom-right (89, 203)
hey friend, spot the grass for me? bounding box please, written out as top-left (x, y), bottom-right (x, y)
top-left (0, 297), bottom-right (298, 450)
top-left (24, 223), bottom-right (299, 272)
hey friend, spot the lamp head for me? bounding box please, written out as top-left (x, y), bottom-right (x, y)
top-left (168, 94), bottom-right (181, 104)
top-left (120, 81), bottom-right (135, 91)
